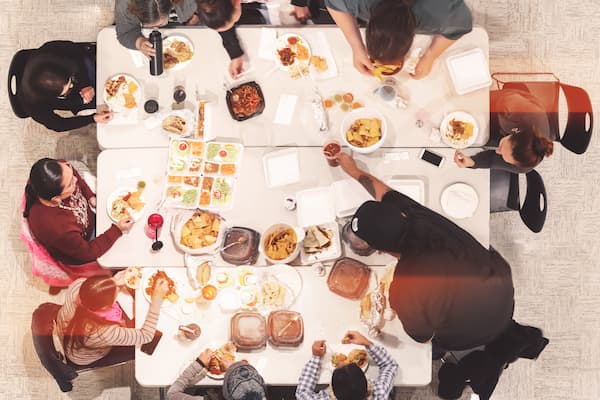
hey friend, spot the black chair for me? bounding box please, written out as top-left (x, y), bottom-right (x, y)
top-left (490, 169), bottom-right (547, 233)
top-left (31, 302), bottom-right (128, 392)
top-left (491, 72), bottom-right (594, 155)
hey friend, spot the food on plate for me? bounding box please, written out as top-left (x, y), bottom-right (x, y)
top-left (202, 177), bottom-right (214, 191)
top-left (332, 349), bottom-right (368, 369)
top-left (216, 271), bottom-right (234, 288)
top-left (240, 287), bottom-right (260, 308)
top-left (303, 225), bottom-right (333, 254)
top-left (288, 63), bottom-right (309, 79)
top-left (220, 164), bottom-right (236, 176)
top-left (207, 342), bottom-right (237, 376)
top-left (211, 178), bottom-right (233, 206)
top-left (277, 47), bottom-right (295, 66)
top-left (124, 267), bottom-right (142, 289)
top-left (204, 162), bottom-right (219, 174)
top-left (168, 175), bottom-right (183, 185)
top-left (183, 176), bottom-right (200, 187)
top-left (229, 84), bottom-right (263, 118)
top-left (196, 101), bottom-right (206, 139)
top-left (296, 44), bottom-right (309, 61)
top-left (238, 268), bottom-right (257, 286)
top-left (182, 189), bottom-right (198, 206)
top-left (191, 141), bottom-right (204, 157)
top-left (196, 261), bottom-right (212, 286)
top-left (199, 191), bottom-right (211, 207)
top-left (168, 158), bottom-right (187, 174)
top-left (110, 183), bottom-right (145, 220)
top-left (105, 75), bottom-right (126, 97)
top-left (346, 118), bottom-right (382, 148)
top-left (105, 75), bottom-right (138, 109)
top-left (172, 140), bottom-right (189, 156)
top-left (201, 284), bottom-right (218, 300)
top-left (145, 270), bottom-right (179, 303)
top-left (189, 157), bottom-right (202, 173)
top-left (446, 118), bottom-right (474, 143)
top-left (180, 210), bottom-right (221, 249)
top-left (207, 143), bottom-right (240, 163)
top-left (264, 227), bottom-right (297, 260)
top-left (166, 186), bottom-right (183, 200)
top-left (162, 115), bottom-right (187, 135)
top-left (261, 279), bottom-right (287, 307)
top-left (163, 39), bottom-right (193, 69)
top-left (331, 353), bottom-right (348, 367)
top-left (310, 56), bottom-right (328, 72)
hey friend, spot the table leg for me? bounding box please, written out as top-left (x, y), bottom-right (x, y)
top-left (159, 387), bottom-right (166, 400)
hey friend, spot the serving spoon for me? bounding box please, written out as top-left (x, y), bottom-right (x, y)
top-left (214, 236), bottom-right (248, 254)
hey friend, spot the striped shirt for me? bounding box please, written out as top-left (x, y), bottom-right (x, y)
top-left (296, 344), bottom-right (398, 400)
top-left (56, 278), bottom-right (160, 366)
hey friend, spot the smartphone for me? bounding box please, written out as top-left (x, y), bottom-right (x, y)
top-left (419, 149), bottom-right (445, 167)
top-left (141, 330), bottom-right (162, 355)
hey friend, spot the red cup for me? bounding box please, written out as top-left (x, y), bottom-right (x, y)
top-left (323, 140), bottom-right (341, 167)
top-left (145, 213), bottom-right (164, 240)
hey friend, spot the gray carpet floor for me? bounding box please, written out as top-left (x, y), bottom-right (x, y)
top-left (1, 0), bottom-right (599, 399)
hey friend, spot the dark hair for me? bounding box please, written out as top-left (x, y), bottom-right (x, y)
top-left (366, 0), bottom-right (416, 63)
top-left (331, 363), bottom-right (368, 400)
top-left (195, 0), bottom-right (234, 29)
top-left (22, 53), bottom-right (76, 101)
top-left (64, 277), bottom-right (118, 354)
top-left (129, 0), bottom-right (177, 24)
top-left (510, 127), bottom-right (554, 168)
top-left (24, 158), bottom-right (64, 218)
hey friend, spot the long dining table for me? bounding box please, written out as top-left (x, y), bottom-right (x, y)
top-left (95, 23), bottom-right (492, 392)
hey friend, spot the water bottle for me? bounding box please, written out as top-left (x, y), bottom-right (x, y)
top-left (149, 30), bottom-right (163, 76)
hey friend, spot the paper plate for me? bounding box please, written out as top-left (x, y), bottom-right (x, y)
top-left (106, 187), bottom-right (146, 223)
top-left (275, 33), bottom-right (312, 71)
top-left (326, 343), bottom-right (369, 373)
top-left (103, 73), bottom-right (141, 111)
top-left (140, 268), bottom-right (183, 309)
top-left (440, 111), bottom-right (479, 149)
top-left (163, 35), bottom-right (194, 71)
top-left (440, 182), bottom-right (479, 219)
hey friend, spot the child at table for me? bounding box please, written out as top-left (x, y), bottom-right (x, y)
top-left (296, 331), bottom-right (398, 400)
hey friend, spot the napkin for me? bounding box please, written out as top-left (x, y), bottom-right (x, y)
top-left (258, 27), bottom-right (277, 61)
top-left (309, 32), bottom-right (338, 80)
top-left (109, 109), bottom-right (139, 125)
top-left (129, 49), bottom-right (147, 68)
top-left (273, 94), bottom-right (297, 125)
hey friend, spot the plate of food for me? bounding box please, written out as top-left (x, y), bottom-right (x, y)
top-left (161, 109), bottom-right (194, 137)
top-left (162, 35), bottom-right (194, 71)
top-left (124, 267), bottom-right (143, 289)
top-left (439, 111), bottom-right (479, 149)
top-left (171, 209), bottom-right (225, 254)
top-left (341, 108), bottom-right (387, 154)
top-left (106, 182), bottom-right (146, 223)
top-left (142, 269), bottom-right (180, 307)
top-left (225, 81), bottom-right (265, 121)
top-left (184, 254), bottom-right (213, 290)
top-left (261, 224), bottom-right (305, 264)
top-left (104, 73), bottom-right (141, 111)
top-left (329, 344), bottom-right (369, 373)
top-left (275, 34), bottom-right (311, 71)
top-left (206, 342), bottom-right (238, 379)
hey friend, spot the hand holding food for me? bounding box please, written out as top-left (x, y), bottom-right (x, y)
top-left (352, 46), bottom-right (374, 75)
top-left (151, 278), bottom-right (170, 302)
top-left (146, 270), bottom-right (179, 303)
top-left (312, 340), bottom-right (327, 357)
top-left (198, 348), bottom-right (213, 367)
top-left (454, 150), bottom-right (474, 168)
top-left (116, 217), bottom-right (134, 233)
top-left (342, 330), bottom-right (372, 347)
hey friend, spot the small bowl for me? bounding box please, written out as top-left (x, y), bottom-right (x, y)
top-left (260, 224), bottom-right (305, 264)
top-left (340, 108), bottom-right (387, 154)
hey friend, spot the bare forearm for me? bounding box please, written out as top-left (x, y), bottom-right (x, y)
top-left (345, 167), bottom-right (391, 201)
top-left (424, 35), bottom-right (455, 60)
top-left (327, 8), bottom-right (364, 51)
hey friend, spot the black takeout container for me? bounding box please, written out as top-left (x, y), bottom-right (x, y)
top-left (225, 81), bottom-right (265, 121)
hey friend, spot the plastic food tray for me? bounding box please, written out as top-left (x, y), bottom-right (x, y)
top-left (327, 257), bottom-right (371, 300)
top-left (225, 81), bottom-right (266, 121)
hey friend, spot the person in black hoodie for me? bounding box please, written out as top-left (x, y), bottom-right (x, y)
top-left (20, 41), bottom-right (113, 132)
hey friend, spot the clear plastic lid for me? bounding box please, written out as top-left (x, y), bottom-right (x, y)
top-left (230, 312), bottom-right (267, 350)
top-left (267, 310), bottom-right (304, 347)
top-left (327, 257), bottom-right (371, 300)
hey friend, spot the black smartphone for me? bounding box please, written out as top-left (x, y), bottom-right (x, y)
top-left (419, 149), bottom-right (445, 167)
top-left (141, 330), bottom-right (163, 355)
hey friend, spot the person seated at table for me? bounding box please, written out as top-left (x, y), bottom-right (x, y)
top-left (194, 0), bottom-right (311, 79)
top-left (24, 158), bottom-right (134, 265)
top-left (167, 353), bottom-right (267, 399)
top-left (20, 41), bottom-right (113, 132)
top-left (56, 273), bottom-right (169, 367)
top-left (335, 152), bottom-right (515, 356)
top-left (454, 88), bottom-right (554, 173)
top-left (296, 331), bottom-right (398, 400)
top-left (326, 0), bottom-right (472, 78)
top-left (115, 0), bottom-right (199, 57)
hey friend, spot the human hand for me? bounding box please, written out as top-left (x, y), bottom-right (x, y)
top-left (342, 330), bottom-right (372, 347)
top-left (229, 56), bottom-right (244, 79)
top-left (80, 86), bottom-right (95, 104)
top-left (453, 150), bottom-right (474, 168)
top-left (312, 340), bottom-right (327, 357)
top-left (198, 348), bottom-right (213, 367)
top-left (112, 269), bottom-right (127, 287)
top-left (116, 217), bottom-right (134, 233)
top-left (136, 37), bottom-right (156, 58)
top-left (335, 152), bottom-right (359, 176)
top-left (290, 6), bottom-right (311, 23)
top-left (151, 278), bottom-right (170, 301)
top-left (93, 109), bottom-right (113, 124)
top-left (410, 52), bottom-right (434, 80)
top-left (351, 46), bottom-right (374, 75)
top-left (219, 356), bottom-right (236, 371)
top-left (186, 13), bottom-right (200, 26)
top-left (88, 196), bottom-right (97, 208)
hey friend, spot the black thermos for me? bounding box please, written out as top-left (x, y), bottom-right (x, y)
top-left (149, 30), bottom-right (163, 76)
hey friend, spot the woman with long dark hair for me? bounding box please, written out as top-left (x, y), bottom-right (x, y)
top-left (115, 0), bottom-right (199, 57)
top-left (56, 274), bottom-right (169, 366)
top-left (24, 158), bottom-right (133, 265)
top-left (20, 41), bottom-right (113, 132)
top-left (326, 0), bottom-right (472, 78)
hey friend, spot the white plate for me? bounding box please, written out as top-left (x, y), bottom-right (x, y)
top-left (106, 187), bottom-right (146, 223)
top-left (163, 35), bottom-right (194, 71)
top-left (340, 108), bottom-right (387, 154)
top-left (140, 268), bottom-right (183, 309)
top-left (258, 264), bottom-right (303, 312)
top-left (326, 343), bottom-right (369, 373)
top-left (276, 33), bottom-right (312, 71)
top-left (440, 183), bottom-right (479, 219)
top-left (263, 149), bottom-right (301, 188)
top-left (205, 342), bottom-right (238, 380)
top-left (300, 222), bottom-right (342, 265)
top-left (160, 109), bottom-right (195, 138)
top-left (439, 111), bottom-right (479, 149)
top-left (103, 73), bottom-right (142, 111)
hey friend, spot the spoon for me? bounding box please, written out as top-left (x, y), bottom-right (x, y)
top-left (215, 236), bottom-right (248, 253)
top-left (152, 226), bottom-right (163, 251)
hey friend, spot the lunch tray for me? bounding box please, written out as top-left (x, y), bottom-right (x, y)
top-left (225, 81), bottom-right (266, 121)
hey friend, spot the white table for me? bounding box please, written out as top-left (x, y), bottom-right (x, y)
top-left (134, 266), bottom-right (431, 387)
top-left (96, 26), bottom-right (490, 149)
top-left (96, 147), bottom-right (489, 268)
